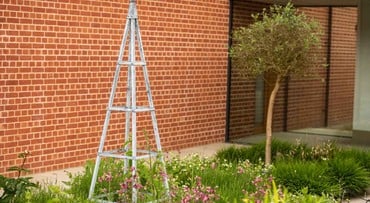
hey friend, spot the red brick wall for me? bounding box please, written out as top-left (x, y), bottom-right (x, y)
top-left (229, 1), bottom-right (269, 140)
top-left (0, 0), bottom-right (229, 176)
top-left (328, 7), bottom-right (356, 127)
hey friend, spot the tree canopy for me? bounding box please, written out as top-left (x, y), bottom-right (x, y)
top-left (230, 3), bottom-right (323, 80)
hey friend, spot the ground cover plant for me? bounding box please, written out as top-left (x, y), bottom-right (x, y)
top-left (326, 156), bottom-right (370, 197)
top-left (273, 160), bottom-right (342, 197)
top-left (3, 140), bottom-right (369, 202)
top-left (0, 151), bottom-right (38, 203)
top-left (217, 139), bottom-right (370, 199)
top-left (216, 139), bottom-right (338, 163)
top-left (166, 154), bottom-right (275, 202)
top-left (61, 153), bottom-right (339, 203)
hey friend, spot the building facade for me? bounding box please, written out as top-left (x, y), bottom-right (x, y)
top-left (0, 0), bottom-right (357, 176)
top-left (0, 0), bottom-right (229, 176)
top-left (228, 1), bottom-right (357, 140)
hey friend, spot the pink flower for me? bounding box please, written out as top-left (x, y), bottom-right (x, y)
top-left (133, 183), bottom-right (143, 190)
top-left (120, 182), bottom-right (128, 190)
top-left (237, 166), bottom-right (244, 174)
top-left (201, 194), bottom-right (209, 202)
top-left (104, 172), bottom-right (113, 182)
top-left (160, 170), bottom-right (168, 180)
top-left (252, 176), bottom-right (262, 185)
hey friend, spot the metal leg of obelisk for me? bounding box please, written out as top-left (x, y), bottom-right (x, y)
top-left (88, 1), bottom-right (169, 202)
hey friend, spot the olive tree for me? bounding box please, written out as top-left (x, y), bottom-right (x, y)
top-left (230, 3), bottom-right (323, 165)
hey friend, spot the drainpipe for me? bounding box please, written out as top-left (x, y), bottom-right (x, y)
top-left (325, 6), bottom-right (333, 127)
top-left (225, 0), bottom-right (234, 142)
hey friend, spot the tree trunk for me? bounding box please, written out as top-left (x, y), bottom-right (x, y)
top-left (265, 75), bottom-right (281, 165)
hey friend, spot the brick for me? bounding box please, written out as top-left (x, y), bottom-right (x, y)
top-left (0, 0), bottom-right (228, 176)
top-left (0, 0), bottom-right (355, 178)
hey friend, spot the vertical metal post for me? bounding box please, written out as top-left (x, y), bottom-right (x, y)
top-left (88, 24), bottom-right (127, 199)
top-left (128, 1), bottom-right (138, 201)
top-left (136, 19), bottom-right (170, 195)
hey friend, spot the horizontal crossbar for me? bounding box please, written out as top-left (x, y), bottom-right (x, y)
top-left (98, 149), bottom-right (159, 160)
top-left (118, 61), bottom-right (146, 66)
top-left (109, 106), bottom-right (154, 112)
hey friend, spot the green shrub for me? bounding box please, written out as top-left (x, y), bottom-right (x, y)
top-left (243, 181), bottom-right (337, 203)
top-left (288, 140), bottom-right (338, 161)
top-left (166, 154), bottom-right (277, 202)
top-left (289, 187), bottom-right (338, 203)
top-left (215, 146), bottom-right (252, 163)
top-left (0, 151), bottom-right (38, 203)
top-left (21, 150), bottom-right (364, 203)
top-left (66, 156), bottom-right (168, 202)
top-left (216, 140), bottom-right (295, 164)
top-left (242, 180), bottom-right (288, 203)
top-left (64, 160), bottom-right (95, 199)
top-left (334, 148), bottom-right (370, 172)
top-left (65, 158), bottom-right (128, 200)
top-left (308, 141), bottom-right (338, 161)
top-left (326, 157), bottom-right (370, 197)
top-left (217, 140), bottom-right (341, 164)
top-left (200, 161), bottom-right (272, 202)
top-left (18, 185), bottom-right (94, 203)
top-left (166, 154), bottom-right (214, 187)
top-left (0, 176), bottom-right (38, 203)
top-left (273, 160), bottom-right (342, 197)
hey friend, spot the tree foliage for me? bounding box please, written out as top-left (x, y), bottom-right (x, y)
top-left (230, 3), bottom-right (324, 165)
top-left (230, 3), bottom-right (323, 80)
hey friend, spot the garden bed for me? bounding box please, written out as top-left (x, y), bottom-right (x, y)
top-left (1, 139), bottom-right (370, 202)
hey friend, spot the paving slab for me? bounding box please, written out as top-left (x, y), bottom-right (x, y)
top-left (233, 131), bottom-right (355, 147)
top-left (290, 127), bottom-right (352, 137)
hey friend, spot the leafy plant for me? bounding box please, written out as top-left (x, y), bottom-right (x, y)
top-left (66, 156), bottom-right (169, 202)
top-left (0, 151), bottom-right (38, 203)
top-left (176, 176), bottom-right (219, 203)
top-left (230, 2), bottom-right (323, 165)
top-left (19, 185), bottom-right (94, 203)
top-left (166, 154), bottom-right (214, 187)
top-left (243, 184), bottom-right (337, 203)
top-left (290, 187), bottom-right (338, 203)
top-left (334, 148), bottom-right (370, 172)
top-left (67, 158), bottom-right (129, 201)
top-left (243, 175), bottom-right (278, 201)
top-left (204, 160), bottom-right (272, 202)
top-left (287, 140), bottom-right (338, 161)
top-left (14, 148), bottom-right (365, 202)
top-left (215, 146), bottom-right (251, 164)
top-left (64, 160), bottom-right (95, 200)
top-left (167, 154), bottom-right (276, 202)
top-left (216, 140), bottom-right (370, 199)
top-left (326, 157), bottom-right (370, 197)
top-left (216, 140), bottom-right (296, 163)
top-left (243, 180), bottom-right (287, 203)
top-left (273, 160), bottom-right (342, 197)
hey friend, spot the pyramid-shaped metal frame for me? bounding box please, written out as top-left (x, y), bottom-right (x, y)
top-left (88, 1), bottom-right (169, 202)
